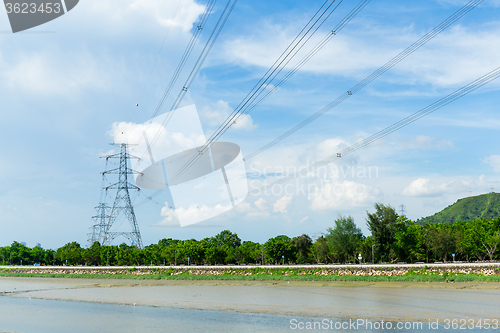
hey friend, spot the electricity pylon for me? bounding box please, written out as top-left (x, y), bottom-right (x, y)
top-left (88, 203), bottom-right (111, 246)
top-left (399, 204), bottom-right (407, 216)
top-left (90, 143), bottom-right (143, 248)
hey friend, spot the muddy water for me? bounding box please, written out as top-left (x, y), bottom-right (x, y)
top-left (1, 278), bottom-right (499, 332)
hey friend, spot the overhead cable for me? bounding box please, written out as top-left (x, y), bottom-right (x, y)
top-left (150, 0), bottom-right (217, 120)
top-left (168, 0), bottom-right (347, 184)
top-left (147, 0), bottom-right (238, 152)
top-left (244, 0), bottom-right (484, 161)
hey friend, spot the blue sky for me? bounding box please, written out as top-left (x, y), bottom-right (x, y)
top-left (1, 0), bottom-right (499, 249)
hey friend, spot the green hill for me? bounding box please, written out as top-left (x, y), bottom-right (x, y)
top-left (418, 192), bottom-right (500, 224)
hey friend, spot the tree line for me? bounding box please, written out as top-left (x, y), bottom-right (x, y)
top-left (1, 203), bottom-right (499, 266)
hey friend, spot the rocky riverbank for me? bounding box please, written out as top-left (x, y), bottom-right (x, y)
top-left (1, 262), bottom-right (499, 279)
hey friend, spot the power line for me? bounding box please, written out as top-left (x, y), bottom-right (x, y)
top-left (167, 0), bottom-right (349, 185)
top-left (168, 0), bottom-right (483, 188)
top-left (149, 65), bottom-right (500, 209)
top-left (135, 0), bottom-right (351, 203)
top-left (170, 0), bottom-right (238, 112)
top-left (130, 0), bottom-right (184, 118)
top-left (149, 0), bottom-right (217, 121)
top-left (244, 0), bottom-right (483, 162)
top-left (146, 0), bottom-right (238, 153)
top-left (134, 0), bottom-right (486, 208)
top-left (256, 66), bottom-right (500, 194)
top-left (142, 0), bottom-right (482, 197)
top-left (233, 0), bottom-right (371, 123)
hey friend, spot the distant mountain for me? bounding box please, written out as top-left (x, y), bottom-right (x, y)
top-left (418, 192), bottom-right (500, 224)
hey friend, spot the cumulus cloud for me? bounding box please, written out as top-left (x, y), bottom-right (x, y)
top-left (402, 178), bottom-right (470, 197)
top-left (160, 203), bottom-right (231, 225)
top-left (245, 210), bottom-right (271, 219)
top-left (273, 195), bottom-right (292, 213)
top-left (303, 138), bottom-right (353, 162)
top-left (202, 100), bottom-right (256, 131)
top-left (82, 0), bottom-right (205, 33)
top-left (299, 216), bottom-right (309, 224)
top-left (235, 202), bottom-right (252, 213)
top-left (107, 119), bottom-right (205, 158)
top-left (220, 20), bottom-right (500, 90)
top-left (483, 155), bottom-right (500, 173)
top-left (1, 50), bottom-right (115, 96)
top-left (0, 0), bottom-right (207, 99)
top-left (254, 198), bottom-right (268, 210)
top-left (310, 180), bottom-right (379, 210)
top-left (400, 135), bottom-right (454, 150)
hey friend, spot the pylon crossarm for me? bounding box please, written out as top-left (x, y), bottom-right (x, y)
top-left (103, 168), bottom-right (143, 175)
top-left (106, 183), bottom-right (140, 191)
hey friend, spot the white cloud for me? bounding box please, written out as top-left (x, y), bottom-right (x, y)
top-left (310, 180), bottom-right (379, 210)
top-left (299, 216), bottom-right (309, 224)
top-left (82, 0), bottom-right (205, 33)
top-left (304, 138), bottom-right (352, 162)
top-left (400, 135), bottom-right (454, 150)
top-left (250, 137), bottom-right (360, 181)
top-left (202, 100), bottom-right (256, 131)
top-left (402, 178), bottom-right (470, 197)
top-left (273, 195), bottom-right (292, 213)
top-left (483, 155), bottom-right (500, 172)
top-left (233, 114), bottom-right (256, 130)
top-left (0, 0), bottom-right (207, 99)
top-left (220, 21), bottom-right (500, 89)
top-left (194, 182), bottom-right (210, 190)
top-left (245, 210), bottom-right (271, 219)
top-left (254, 198), bottom-right (268, 210)
top-left (0, 50), bottom-right (114, 96)
top-left (160, 203), bottom-right (231, 225)
top-left (107, 121), bottom-right (205, 155)
top-left (235, 202), bottom-right (252, 213)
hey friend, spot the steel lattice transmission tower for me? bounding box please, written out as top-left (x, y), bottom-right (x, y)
top-left (88, 203), bottom-right (111, 245)
top-left (90, 143), bottom-right (143, 248)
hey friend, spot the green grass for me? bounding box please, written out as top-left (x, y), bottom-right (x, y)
top-left (1, 271), bottom-right (500, 282)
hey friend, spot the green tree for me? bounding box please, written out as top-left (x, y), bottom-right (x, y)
top-left (84, 241), bottom-right (101, 266)
top-left (426, 225), bottom-right (458, 262)
top-left (310, 236), bottom-right (330, 263)
top-left (265, 235), bottom-right (294, 264)
top-left (177, 239), bottom-right (204, 265)
top-left (203, 242), bottom-right (226, 264)
top-left (366, 203), bottom-right (399, 263)
top-left (10, 241), bottom-right (32, 265)
top-left (160, 239), bottom-right (180, 265)
top-left (358, 236), bottom-right (375, 264)
top-left (56, 242), bottom-right (83, 265)
top-left (0, 246), bottom-right (9, 265)
top-left (30, 245), bottom-right (46, 265)
top-left (393, 216), bottom-right (425, 263)
top-left (115, 243), bottom-right (140, 265)
top-left (44, 249), bottom-right (56, 265)
top-left (292, 234), bottom-right (312, 264)
top-left (226, 246), bottom-right (243, 264)
top-left (326, 215), bottom-right (363, 263)
top-left (212, 230), bottom-right (241, 248)
top-left (239, 241), bottom-right (262, 264)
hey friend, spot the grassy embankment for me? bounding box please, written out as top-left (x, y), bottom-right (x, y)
top-left (1, 266), bottom-right (500, 282)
